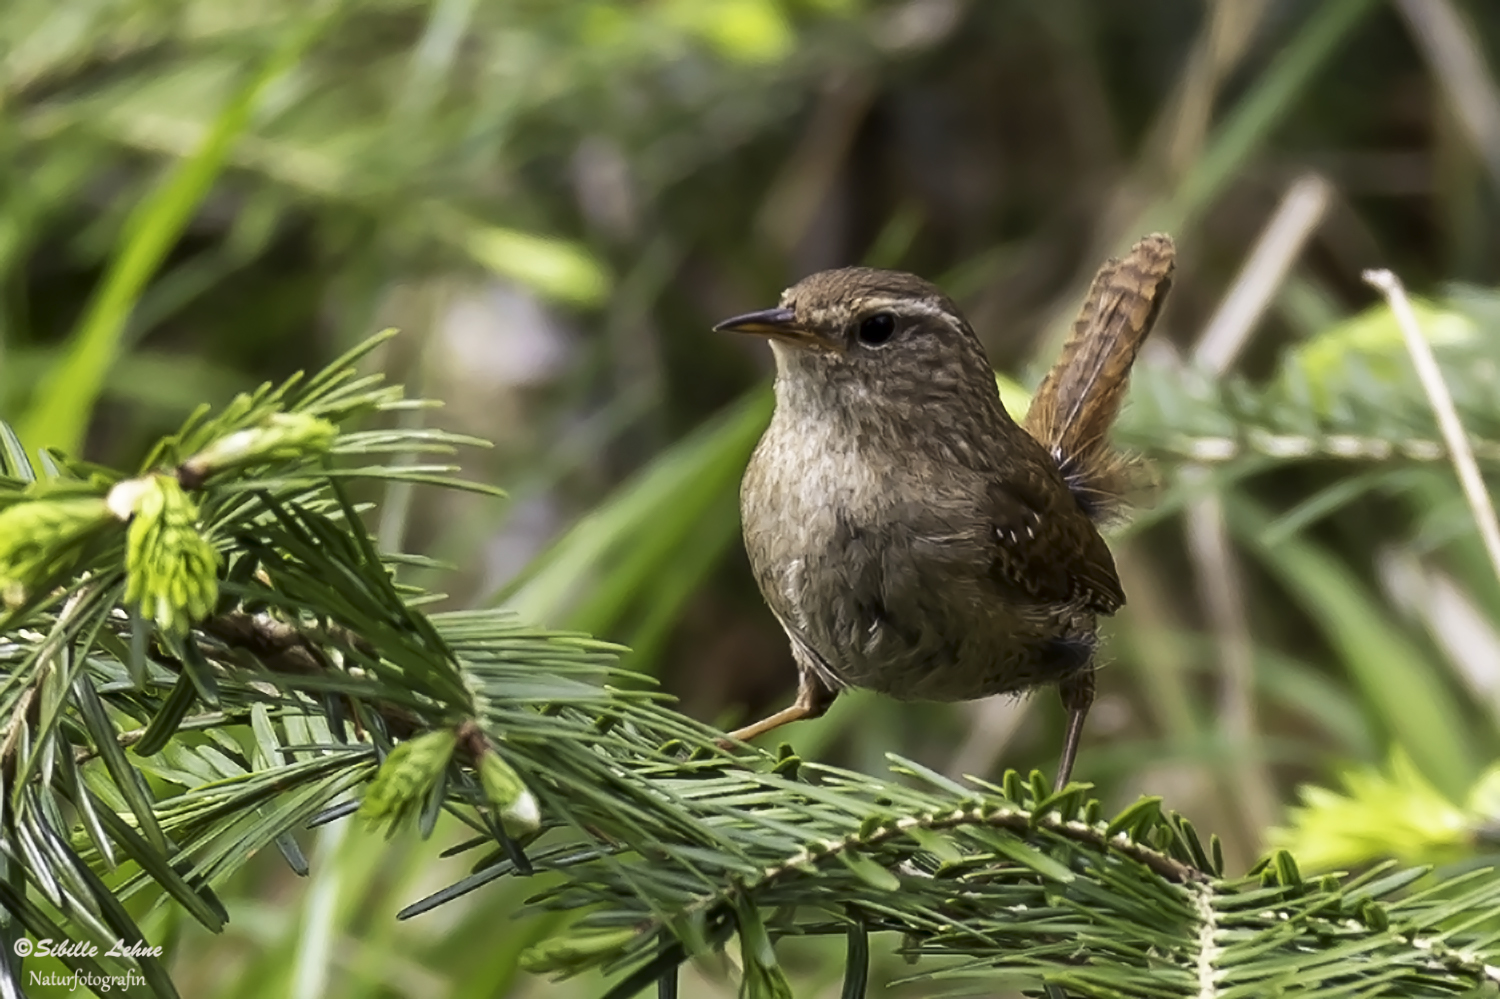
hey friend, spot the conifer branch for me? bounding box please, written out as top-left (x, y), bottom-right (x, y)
top-left (0, 333), bottom-right (1497, 998)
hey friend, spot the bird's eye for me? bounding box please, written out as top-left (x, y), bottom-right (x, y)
top-left (856, 312), bottom-right (896, 346)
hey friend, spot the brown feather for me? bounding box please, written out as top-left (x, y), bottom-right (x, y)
top-left (1024, 233), bottom-right (1175, 524)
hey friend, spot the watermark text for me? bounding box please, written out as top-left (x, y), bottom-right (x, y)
top-left (27, 969), bottom-right (147, 993)
top-left (13, 936), bottom-right (163, 959)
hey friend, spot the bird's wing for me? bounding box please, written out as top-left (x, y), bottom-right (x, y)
top-left (986, 476), bottom-right (1125, 615)
top-left (766, 605), bottom-right (846, 693)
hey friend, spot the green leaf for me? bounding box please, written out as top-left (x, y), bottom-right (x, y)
top-left (837, 851), bottom-right (900, 892)
top-left (459, 222), bottom-right (610, 306)
top-left (1228, 495), bottom-right (1479, 799)
top-left (19, 21), bottom-right (330, 454)
top-left (520, 928), bottom-right (640, 974)
top-left (735, 900), bottom-right (793, 999)
top-left (359, 730), bottom-right (459, 828)
top-left (1106, 796), bottom-right (1163, 840)
top-left (984, 835), bottom-right (1076, 884)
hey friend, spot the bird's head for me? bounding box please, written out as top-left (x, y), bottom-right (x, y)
top-left (715, 267), bottom-right (1007, 425)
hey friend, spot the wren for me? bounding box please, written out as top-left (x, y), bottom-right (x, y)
top-left (715, 234), bottom-right (1175, 787)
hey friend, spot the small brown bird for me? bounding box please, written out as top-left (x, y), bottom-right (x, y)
top-left (716, 235), bottom-right (1174, 787)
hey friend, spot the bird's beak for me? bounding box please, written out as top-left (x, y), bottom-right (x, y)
top-left (714, 308), bottom-right (838, 350)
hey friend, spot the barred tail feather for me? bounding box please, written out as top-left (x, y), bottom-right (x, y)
top-left (1024, 233), bottom-right (1175, 524)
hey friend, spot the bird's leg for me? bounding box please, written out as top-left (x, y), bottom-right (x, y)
top-left (719, 671), bottom-right (837, 747)
top-left (1055, 669), bottom-right (1095, 789)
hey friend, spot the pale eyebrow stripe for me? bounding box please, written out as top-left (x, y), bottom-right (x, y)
top-left (858, 298), bottom-right (950, 320)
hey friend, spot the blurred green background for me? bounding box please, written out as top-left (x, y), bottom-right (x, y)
top-left (11, 0), bottom-right (1500, 995)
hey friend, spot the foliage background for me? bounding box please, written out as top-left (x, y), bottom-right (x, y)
top-left (8, 0), bottom-right (1500, 995)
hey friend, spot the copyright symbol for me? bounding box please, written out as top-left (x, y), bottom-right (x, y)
top-left (12, 937), bottom-right (31, 957)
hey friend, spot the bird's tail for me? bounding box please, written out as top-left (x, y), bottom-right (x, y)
top-left (1024, 233), bottom-right (1175, 524)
